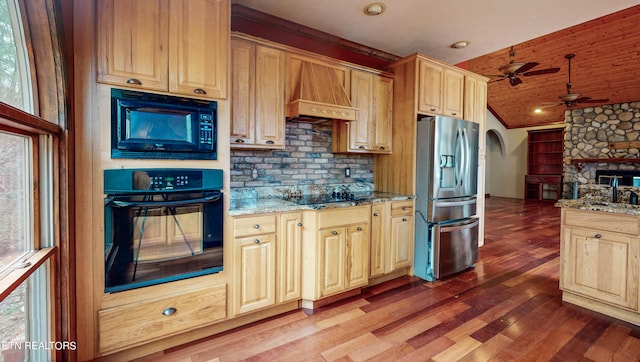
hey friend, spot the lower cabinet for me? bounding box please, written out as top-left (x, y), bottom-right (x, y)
top-left (370, 200), bottom-right (415, 278)
top-left (98, 284), bottom-right (226, 354)
top-left (560, 208), bottom-right (640, 323)
top-left (232, 212), bottom-right (303, 315)
top-left (302, 205), bottom-right (370, 305)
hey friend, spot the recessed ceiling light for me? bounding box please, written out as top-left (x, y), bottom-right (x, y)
top-left (450, 40), bottom-right (470, 49)
top-left (534, 108), bottom-right (542, 113)
top-left (364, 3), bottom-right (386, 16)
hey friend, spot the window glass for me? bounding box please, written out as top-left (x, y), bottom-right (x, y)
top-left (0, 0), bottom-right (28, 110)
top-left (0, 131), bottom-right (31, 273)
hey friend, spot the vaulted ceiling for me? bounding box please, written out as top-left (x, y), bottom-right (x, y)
top-left (463, 6), bottom-right (640, 129)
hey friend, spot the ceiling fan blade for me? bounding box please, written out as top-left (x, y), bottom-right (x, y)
top-left (578, 98), bottom-right (610, 103)
top-left (509, 77), bottom-right (522, 86)
top-left (514, 62), bottom-right (538, 74)
top-left (488, 77), bottom-right (508, 83)
top-left (522, 67), bottom-right (561, 76)
top-left (537, 102), bottom-right (563, 109)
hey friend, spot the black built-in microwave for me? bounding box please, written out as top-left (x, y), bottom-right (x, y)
top-left (111, 89), bottom-right (217, 160)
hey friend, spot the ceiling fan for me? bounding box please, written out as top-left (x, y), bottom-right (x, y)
top-left (485, 46), bottom-right (560, 86)
top-left (539, 53), bottom-right (609, 109)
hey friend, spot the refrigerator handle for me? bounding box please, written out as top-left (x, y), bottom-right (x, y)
top-left (440, 218), bottom-right (479, 233)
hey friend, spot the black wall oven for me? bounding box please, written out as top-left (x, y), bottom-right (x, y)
top-left (104, 168), bottom-right (223, 293)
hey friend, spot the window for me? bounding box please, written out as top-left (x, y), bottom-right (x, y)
top-left (0, 0), bottom-right (60, 360)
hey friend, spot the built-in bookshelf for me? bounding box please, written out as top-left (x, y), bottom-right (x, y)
top-left (525, 128), bottom-right (564, 200)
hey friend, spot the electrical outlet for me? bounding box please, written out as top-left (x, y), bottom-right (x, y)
top-left (345, 167), bottom-right (351, 177)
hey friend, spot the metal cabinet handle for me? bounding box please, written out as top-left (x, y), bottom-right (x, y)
top-left (297, 223), bottom-right (302, 227)
top-left (255, 239), bottom-right (260, 244)
top-left (379, 147), bottom-right (385, 150)
top-left (402, 218), bottom-right (408, 222)
top-left (451, 112), bottom-right (457, 116)
top-left (595, 234), bottom-right (602, 238)
top-left (430, 108), bottom-right (436, 111)
top-left (254, 224), bottom-right (260, 229)
top-left (357, 226), bottom-right (363, 231)
top-left (126, 78), bottom-right (142, 85)
top-left (359, 146), bottom-right (365, 149)
top-left (235, 139), bottom-right (245, 143)
top-left (402, 207), bottom-right (408, 210)
top-left (193, 88), bottom-right (207, 95)
top-left (332, 230), bottom-right (338, 235)
top-left (266, 140), bottom-right (275, 145)
top-left (373, 212), bottom-right (379, 217)
top-left (162, 307), bottom-right (177, 316)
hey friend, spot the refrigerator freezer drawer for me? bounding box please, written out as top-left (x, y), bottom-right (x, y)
top-left (429, 197), bottom-right (476, 223)
top-left (414, 218), bottom-right (479, 281)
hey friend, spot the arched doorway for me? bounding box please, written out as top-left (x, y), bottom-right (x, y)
top-left (486, 129), bottom-right (506, 197)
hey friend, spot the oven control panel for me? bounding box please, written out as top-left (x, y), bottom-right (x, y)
top-left (104, 168), bottom-right (224, 194)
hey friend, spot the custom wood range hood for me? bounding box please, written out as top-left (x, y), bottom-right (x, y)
top-left (286, 62), bottom-right (358, 123)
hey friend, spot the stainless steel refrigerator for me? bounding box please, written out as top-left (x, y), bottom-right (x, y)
top-left (414, 115), bottom-right (480, 281)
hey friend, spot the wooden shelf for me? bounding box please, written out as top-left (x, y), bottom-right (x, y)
top-left (526, 128), bottom-right (564, 201)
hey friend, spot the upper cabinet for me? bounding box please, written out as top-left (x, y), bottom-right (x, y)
top-left (230, 38), bottom-right (286, 149)
top-left (417, 58), bottom-right (464, 118)
top-left (333, 69), bottom-right (393, 154)
top-left (97, 0), bottom-right (229, 100)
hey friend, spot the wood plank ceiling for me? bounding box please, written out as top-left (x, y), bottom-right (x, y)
top-left (464, 5), bottom-right (640, 129)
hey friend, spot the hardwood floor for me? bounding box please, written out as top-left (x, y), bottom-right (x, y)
top-left (136, 197), bottom-right (640, 361)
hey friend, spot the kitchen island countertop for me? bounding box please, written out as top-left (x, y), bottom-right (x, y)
top-left (555, 198), bottom-right (640, 216)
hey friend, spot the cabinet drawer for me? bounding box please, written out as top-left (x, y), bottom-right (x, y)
top-left (98, 284), bottom-right (226, 354)
top-left (234, 214), bottom-right (277, 237)
top-left (564, 209), bottom-right (639, 235)
top-left (318, 205), bottom-right (370, 228)
top-left (391, 200), bottom-right (414, 216)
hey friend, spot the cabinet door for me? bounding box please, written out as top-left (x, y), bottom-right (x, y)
top-left (562, 227), bottom-right (639, 310)
top-left (373, 76), bottom-right (393, 152)
top-left (346, 223), bottom-right (369, 288)
top-left (319, 228), bottom-right (346, 297)
top-left (279, 212), bottom-right (302, 303)
top-left (417, 60), bottom-right (444, 114)
top-left (234, 234), bottom-right (276, 315)
top-left (254, 45), bottom-right (286, 148)
top-left (169, 0), bottom-right (229, 99)
top-left (389, 214), bottom-right (414, 272)
top-left (370, 202), bottom-right (389, 278)
top-left (230, 39), bottom-right (255, 145)
top-left (443, 69), bottom-right (464, 117)
top-left (349, 70), bottom-right (374, 151)
top-left (97, 0), bottom-right (169, 90)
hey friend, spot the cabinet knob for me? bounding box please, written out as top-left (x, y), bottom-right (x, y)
top-left (594, 233), bottom-right (602, 238)
top-left (373, 212), bottom-right (379, 217)
top-left (451, 112), bottom-right (457, 116)
top-left (254, 224), bottom-right (260, 229)
top-left (430, 108), bottom-right (436, 112)
top-left (297, 222), bottom-right (303, 227)
top-left (402, 207), bottom-right (408, 210)
top-left (193, 88), bottom-right (207, 95)
top-left (402, 218), bottom-right (408, 222)
top-left (332, 230), bottom-right (338, 235)
top-left (255, 239), bottom-right (260, 244)
top-left (126, 78), bottom-right (142, 85)
top-left (357, 226), bottom-right (363, 231)
top-left (359, 146), bottom-right (365, 149)
top-left (235, 139), bottom-right (245, 143)
top-left (162, 307), bottom-right (177, 316)
top-left (379, 147), bottom-right (385, 150)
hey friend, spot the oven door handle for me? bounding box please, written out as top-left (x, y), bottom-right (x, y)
top-left (105, 193), bottom-right (222, 208)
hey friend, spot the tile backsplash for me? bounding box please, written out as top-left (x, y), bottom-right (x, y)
top-left (230, 121), bottom-right (374, 189)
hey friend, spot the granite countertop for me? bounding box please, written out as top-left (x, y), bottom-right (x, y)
top-left (555, 198), bottom-right (640, 216)
top-left (230, 191), bottom-right (415, 216)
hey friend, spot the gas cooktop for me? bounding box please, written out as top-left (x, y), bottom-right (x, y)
top-left (283, 191), bottom-right (374, 205)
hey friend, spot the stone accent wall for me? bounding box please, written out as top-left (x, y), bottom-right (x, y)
top-left (564, 101), bottom-right (640, 185)
top-left (230, 121), bottom-right (374, 188)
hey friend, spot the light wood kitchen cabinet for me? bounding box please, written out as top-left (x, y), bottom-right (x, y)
top-left (97, 0), bottom-right (229, 100)
top-left (279, 212), bottom-right (302, 303)
top-left (417, 59), bottom-right (464, 117)
top-left (98, 284), bottom-right (226, 354)
top-left (370, 200), bottom-right (414, 278)
top-left (301, 205), bottom-right (370, 306)
top-left (333, 70), bottom-right (393, 153)
top-left (231, 38), bottom-right (286, 149)
top-left (560, 208), bottom-right (640, 324)
top-left (232, 214), bottom-right (277, 315)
